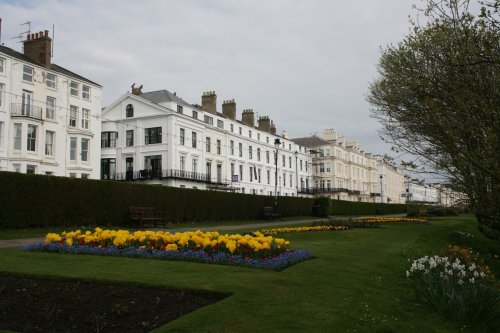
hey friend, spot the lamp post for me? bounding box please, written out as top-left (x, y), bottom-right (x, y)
top-left (295, 150), bottom-right (298, 197)
top-left (274, 138), bottom-right (281, 212)
top-left (379, 175), bottom-right (383, 204)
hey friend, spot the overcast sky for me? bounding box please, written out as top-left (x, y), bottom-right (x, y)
top-left (0, 0), bottom-right (418, 156)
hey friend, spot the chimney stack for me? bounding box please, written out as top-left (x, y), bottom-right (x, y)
top-left (241, 109), bottom-right (255, 128)
top-left (131, 83), bottom-right (143, 95)
top-left (23, 29), bottom-right (52, 68)
top-left (270, 120), bottom-right (277, 135)
top-left (222, 99), bottom-right (236, 120)
top-left (201, 91), bottom-right (217, 114)
top-left (257, 116), bottom-right (271, 133)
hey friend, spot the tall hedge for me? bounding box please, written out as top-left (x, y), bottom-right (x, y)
top-left (0, 172), bottom-right (409, 229)
top-left (0, 172), bottom-right (315, 228)
top-left (331, 199), bottom-right (407, 215)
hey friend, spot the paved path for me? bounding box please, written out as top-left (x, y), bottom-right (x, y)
top-left (0, 214), bottom-right (405, 249)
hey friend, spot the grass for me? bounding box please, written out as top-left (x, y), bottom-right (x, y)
top-left (0, 214), bottom-right (498, 332)
top-left (0, 216), bottom-right (318, 240)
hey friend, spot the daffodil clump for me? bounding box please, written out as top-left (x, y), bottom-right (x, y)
top-left (406, 252), bottom-right (499, 327)
top-left (44, 228), bottom-right (290, 258)
top-left (356, 216), bottom-right (430, 224)
top-left (260, 225), bottom-right (351, 236)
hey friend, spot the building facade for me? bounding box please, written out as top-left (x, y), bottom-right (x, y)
top-left (101, 87), bottom-right (312, 196)
top-left (404, 179), bottom-right (440, 205)
top-left (0, 30), bottom-right (102, 178)
top-left (375, 155), bottom-right (406, 204)
top-left (292, 129), bottom-right (379, 202)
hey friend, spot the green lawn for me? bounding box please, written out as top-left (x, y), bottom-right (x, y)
top-left (0, 214), bottom-right (498, 332)
top-left (0, 216), bottom-right (317, 240)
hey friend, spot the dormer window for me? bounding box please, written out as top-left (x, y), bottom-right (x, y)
top-left (126, 104), bottom-right (134, 118)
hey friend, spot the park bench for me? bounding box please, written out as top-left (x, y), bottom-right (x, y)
top-left (262, 206), bottom-right (281, 220)
top-left (129, 207), bottom-right (166, 228)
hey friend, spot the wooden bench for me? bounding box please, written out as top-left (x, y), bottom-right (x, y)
top-left (129, 207), bottom-right (166, 228)
top-left (262, 206), bottom-right (281, 220)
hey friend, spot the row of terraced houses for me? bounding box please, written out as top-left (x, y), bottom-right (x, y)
top-left (0, 29), bottom-right (461, 204)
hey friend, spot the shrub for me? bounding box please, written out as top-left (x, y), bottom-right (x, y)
top-left (330, 199), bottom-right (407, 216)
top-left (313, 197), bottom-right (331, 217)
top-left (406, 254), bottom-right (500, 329)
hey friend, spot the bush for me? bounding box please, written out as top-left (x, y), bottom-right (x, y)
top-left (313, 197), bottom-right (331, 217)
top-left (407, 205), bottom-right (459, 217)
top-left (407, 254), bottom-right (500, 330)
top-left (330, 199), bottom-right (407, 216)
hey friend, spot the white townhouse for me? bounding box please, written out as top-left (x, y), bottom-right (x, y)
top-left (375, 155), bottom-right (406, 204)
top-left (101, 87), bottom-right (312, 197)
top-left (404, 179), bottom-right (440, 205)
top-left (292, 129), bottom-right (379, 202)
top-left (0, 30), bottom-right (102, 178)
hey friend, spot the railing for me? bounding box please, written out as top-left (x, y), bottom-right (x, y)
top-left (298, 187), bottom-right (349, 195)
top-left (370, 192), bottom-right (381, 197)
top-left (348, 190), bottom-right (361, 195)
top-left (111, 169), bottom-right (231, 186)
top-left (11, 103), bottom-right (43, 120)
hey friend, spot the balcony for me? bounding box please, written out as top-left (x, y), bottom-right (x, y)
top-left (11, 103), bottom-right (43, 120)
top-left (298, 187), bottom-right (349, 195)
top-left (111, 169), bottom-right (232, 187)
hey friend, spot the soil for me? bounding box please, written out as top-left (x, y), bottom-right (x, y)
top-left (0, 273), bottom-right (228, 333)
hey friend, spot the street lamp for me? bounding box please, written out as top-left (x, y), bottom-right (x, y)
top-left (379, 175), bottom-right (383, 204)
top-left (295, 150), bottom-right (298, 197)
top-left (274, 138), bottom-right (281, 213)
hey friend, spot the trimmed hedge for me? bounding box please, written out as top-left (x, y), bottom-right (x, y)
top-left (0, 172), bottom-right (409, 229)
top-left (0, 172), bottom-right (315, 228)
top-left (331, 199), bottom-right (407, 216)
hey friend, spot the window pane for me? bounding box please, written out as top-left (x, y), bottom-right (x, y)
top-left (70, 137), bottom-right (77, 160)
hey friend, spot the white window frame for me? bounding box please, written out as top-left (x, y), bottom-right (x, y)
top-left (0, 121), bottom-right (3, 149)
top-left (70, 137), bottom-right (77, 161)
top-left (23, 65), bottom-right (33, 82)
top-left (81, 109), bottom-right (89, 129)
top-left (46, 96), bottom-right (56, 120)
top-left (45, 130), bottom-right (55, 156)
top-left (0, 83), bottom-right (4, 109)
top-left (81, 138), bottom-right (89, 162)
top-left (82, 85), bottom-right (90, 100)
top-left (70, 81), bottom-right (79, 97)
top-left (46, 73), bottom-right (57, 89)
top-left (27, 124), bottom-right (37, 152)
top-left (13, 123), bottom-right (22, 150)
top-left (69, 105), bottom-right (78, 127)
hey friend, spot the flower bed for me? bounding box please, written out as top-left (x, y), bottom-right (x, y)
top-left (20, 229), bottom-right (313, 271)
top-left (352, 216), bottom-right (430, 227)
top-left (260, 225), bottom-right (351, 236)
top-left (406, 249), bottom-right (499, 328)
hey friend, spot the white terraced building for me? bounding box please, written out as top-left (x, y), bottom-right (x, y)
top-left (0, 30), bottom-right (102, 178)
top-left (375, 155), bottom-right (406, 204)
top-left (101, 87), bottom-right (312, 196)
top-left (292, 129), bottom-right (380, 202)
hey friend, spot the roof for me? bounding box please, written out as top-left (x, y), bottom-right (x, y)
top-left (0, 44), bottom-right (101, 87)
top-left (140, 90), bottom-right (193, 107)
top-left (291, 136), bottom-right (331, 148)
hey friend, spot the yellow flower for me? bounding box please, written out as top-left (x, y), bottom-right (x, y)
top-left (166, 243), bottom-right (178, 251)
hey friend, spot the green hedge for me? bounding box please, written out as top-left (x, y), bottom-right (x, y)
top-left (331, 199), bottom-right (407, 216)
top-left (0, 172), bottom-right (409, 229)
top-left (0, 172), bottom-right (315, 228)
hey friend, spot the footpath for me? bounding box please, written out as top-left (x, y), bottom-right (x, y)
top-left (0, 214), bottom-right (404, 249)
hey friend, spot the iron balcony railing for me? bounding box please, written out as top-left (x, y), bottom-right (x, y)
top-left (111, 169), bottom-right (230, 186)
top-left (298, 187), bottom-right (349, 195)
top-left (11, 103), bottom-right (43, 120)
